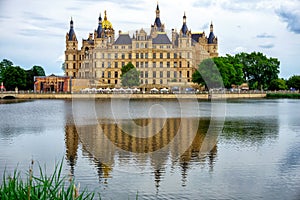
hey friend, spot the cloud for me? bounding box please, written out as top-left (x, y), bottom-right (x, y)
top-left (233, 46), bottom-right (247, 53)
top-left (200, 22), bottom-right (209, 31)
top-left (276, 6), bottom-right (300, 34)
top-left (256, 33), bottom-right (275, 38)
top-left (258, 44), bottom-right (275, 49)
top-left (193, 0), bottom-right (213, 8)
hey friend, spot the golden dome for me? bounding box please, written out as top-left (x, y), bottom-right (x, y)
top-left (102, 10), bottom-right (113, 29)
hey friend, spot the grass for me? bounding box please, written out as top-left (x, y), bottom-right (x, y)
top-left (266, 92), bottom-right (300, 99)
top-left (0, 159), bottom-right (97, 200)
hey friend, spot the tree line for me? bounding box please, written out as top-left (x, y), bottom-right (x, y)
top-left (192, 52), bottom-right (300, 91)
top-left (0, 59), bottom-right (45, 91)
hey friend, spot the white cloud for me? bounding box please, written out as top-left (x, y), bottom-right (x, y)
top-left (0, 0), bottom-right (299, 78)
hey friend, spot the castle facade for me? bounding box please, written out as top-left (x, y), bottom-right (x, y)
top-left (65, 3), bottom-right (218, 88)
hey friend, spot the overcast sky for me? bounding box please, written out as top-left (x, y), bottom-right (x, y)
top-left (0, 0), bottom-right (299, 78)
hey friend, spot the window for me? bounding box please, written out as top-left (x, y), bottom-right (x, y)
top-left (145, 72), bottom-right (148, 78)
top-left (160, 71), bottom-right (163, 78)
top-left (145, 62), bottom-right (148, 68)
top-left (167, 62), bottom-right (170, 68)
top-left (140, 71), bottom-right (144, 78)
top-left (108, 79), bottom-right (111, 84)
top-left (179, 71), bottom-right (182, 78)
top-left (174, 62), bottom-right (177, 68)
top-left (115, 80), bottom-right (118, 84)
top-left (102, 62), bottom-right (105, 68)
top-left (66, 63), bottom-right (68, 69)
top-left (108, 53), bottom-right (111, 59)
top-left (73, 55), bottom-right (76, 60)
top-left (187, 71), bottom-right (190, 78)
top-left (160, 79), bottom-right (163, 84)
top-left (73, 72), bottom-right (76, 77)
top-left (136, 62), bottom-right (139, 68)
top-left (167, 71), bottom-right (170, 78)
top-left (122, 62), bottom-right (125, 67)
top-left (108, 72), bottom-right (111, 78)
top-left (102, 72), bottom-right (105, 78)
top-left (141, 53), bottom-right (144, 59)
top-left (153, 53), bottom-right (156, 59)
top-left (174, 71), bottom-right (177, 78)
top-left (129, 53), bottom-right (132, 59)
top-left (136, 43), bottom-right (139, 48)
top-left (188, 61), bottom-right (190, 68)
top-left (115, 53), bottom-right (118, 59)
top-left (136, 53), bottom-right (139, 59)
top-left (153, 62), bottom-right (156, 68)
top-left (179, 61), bottom-right (182, 68)
top-left (145, 53), bottom-right (148, 59)
top-left (73, 63), bottom-right (76, 69)
top-left (140, 62), bottom-right (144, 68)
top-left (167, 53), bottom-right (170, 59)
top-left (160, 53), bottom-right (163, 59)
top-left (153, 71), bottom-right (156, 78)
top-left (121, 53), bottom-right (125, 59)
top-left (160, 62), bottom-right (163, 68)
top-left (174, 53), bottom-right (177, 59)
top-left (115, 71), bottom-right (118, 78)
top-left (114, 62), bottom-right (118, 68)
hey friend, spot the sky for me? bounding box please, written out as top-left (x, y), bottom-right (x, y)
top-left (0, 0), bottom-right (299, 78)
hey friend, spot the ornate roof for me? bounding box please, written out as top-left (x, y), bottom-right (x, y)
top-left (152, 33), bottom-right (172, 44)
top-left (114, 34), bottom-right (132, 45)
top-left (102, 10), bottom-right (113, 29)
top-left (68, 18), bottom-right (76, 41)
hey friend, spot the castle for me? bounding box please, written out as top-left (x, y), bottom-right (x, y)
top-left (65, 3), bottom-right (218, 89)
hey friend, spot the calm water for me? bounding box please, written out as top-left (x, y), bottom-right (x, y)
top-left (0, 98), bottom-right (300, 199)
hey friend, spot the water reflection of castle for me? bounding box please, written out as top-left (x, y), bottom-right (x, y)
top-left (65, 118), bottom-right (218, 188)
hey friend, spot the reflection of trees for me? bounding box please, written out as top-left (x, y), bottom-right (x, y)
top-left (221, 117), bottom-right (279, 145)
top-left (64, 117), bottom-right (219, 189)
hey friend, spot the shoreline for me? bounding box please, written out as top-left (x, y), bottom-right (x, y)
top-left (0, 93), bottom-right (267, 100)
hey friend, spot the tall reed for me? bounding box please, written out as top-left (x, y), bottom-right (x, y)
top-left (0, 159), bottom-right (96, 200)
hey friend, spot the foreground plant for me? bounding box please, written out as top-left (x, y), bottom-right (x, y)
top-left (0, 159), bottom-right (96, 200)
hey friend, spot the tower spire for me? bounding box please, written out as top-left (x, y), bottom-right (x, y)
top-left (156, 2), bottom-right (160, 18)
top-left (181, 12), bottom-right (188, 36)
top-left (210, 21), bottom-right (213, 32)
top-left (68, 17), bottom-right (76, 41)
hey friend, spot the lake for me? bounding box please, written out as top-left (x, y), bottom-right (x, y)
top-left (0, 98), bottom-right (300, 199)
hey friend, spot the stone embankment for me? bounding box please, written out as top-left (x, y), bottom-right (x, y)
top-left (0, 93), bottom-right (266, 99)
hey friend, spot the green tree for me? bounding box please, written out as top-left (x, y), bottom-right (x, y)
top-left (192, 58), bottom-right (223, 89)
top-left (269, 78), bottom-right (287, 91)
top-left (212, 56), bottom-right (244, 88)
top-left (0, 59), bottom-right (14, 83)
top-left (120, 62), bottom-right (140, 87)
top-left (235, 52), bottom-right (280, 90)
top-left (2, 66), bottom-right (27, 91)
top-left (25, 65), bottom-right (46, 90)
top-left (61, 62), bottom-right (65, 72)
top-left (286, 75), bottom-right (300, 90)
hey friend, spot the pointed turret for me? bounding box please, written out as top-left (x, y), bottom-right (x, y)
top-left (154, 2), bottom-right (162, 31)
top-left (181, 12), bottom-right (188, 37)
top-left (97, 13), bottom-right (103, 38)
top-left (68, 17), bottom-right (76, 41)
top-left (208, 22), bottom-right (216, 44)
